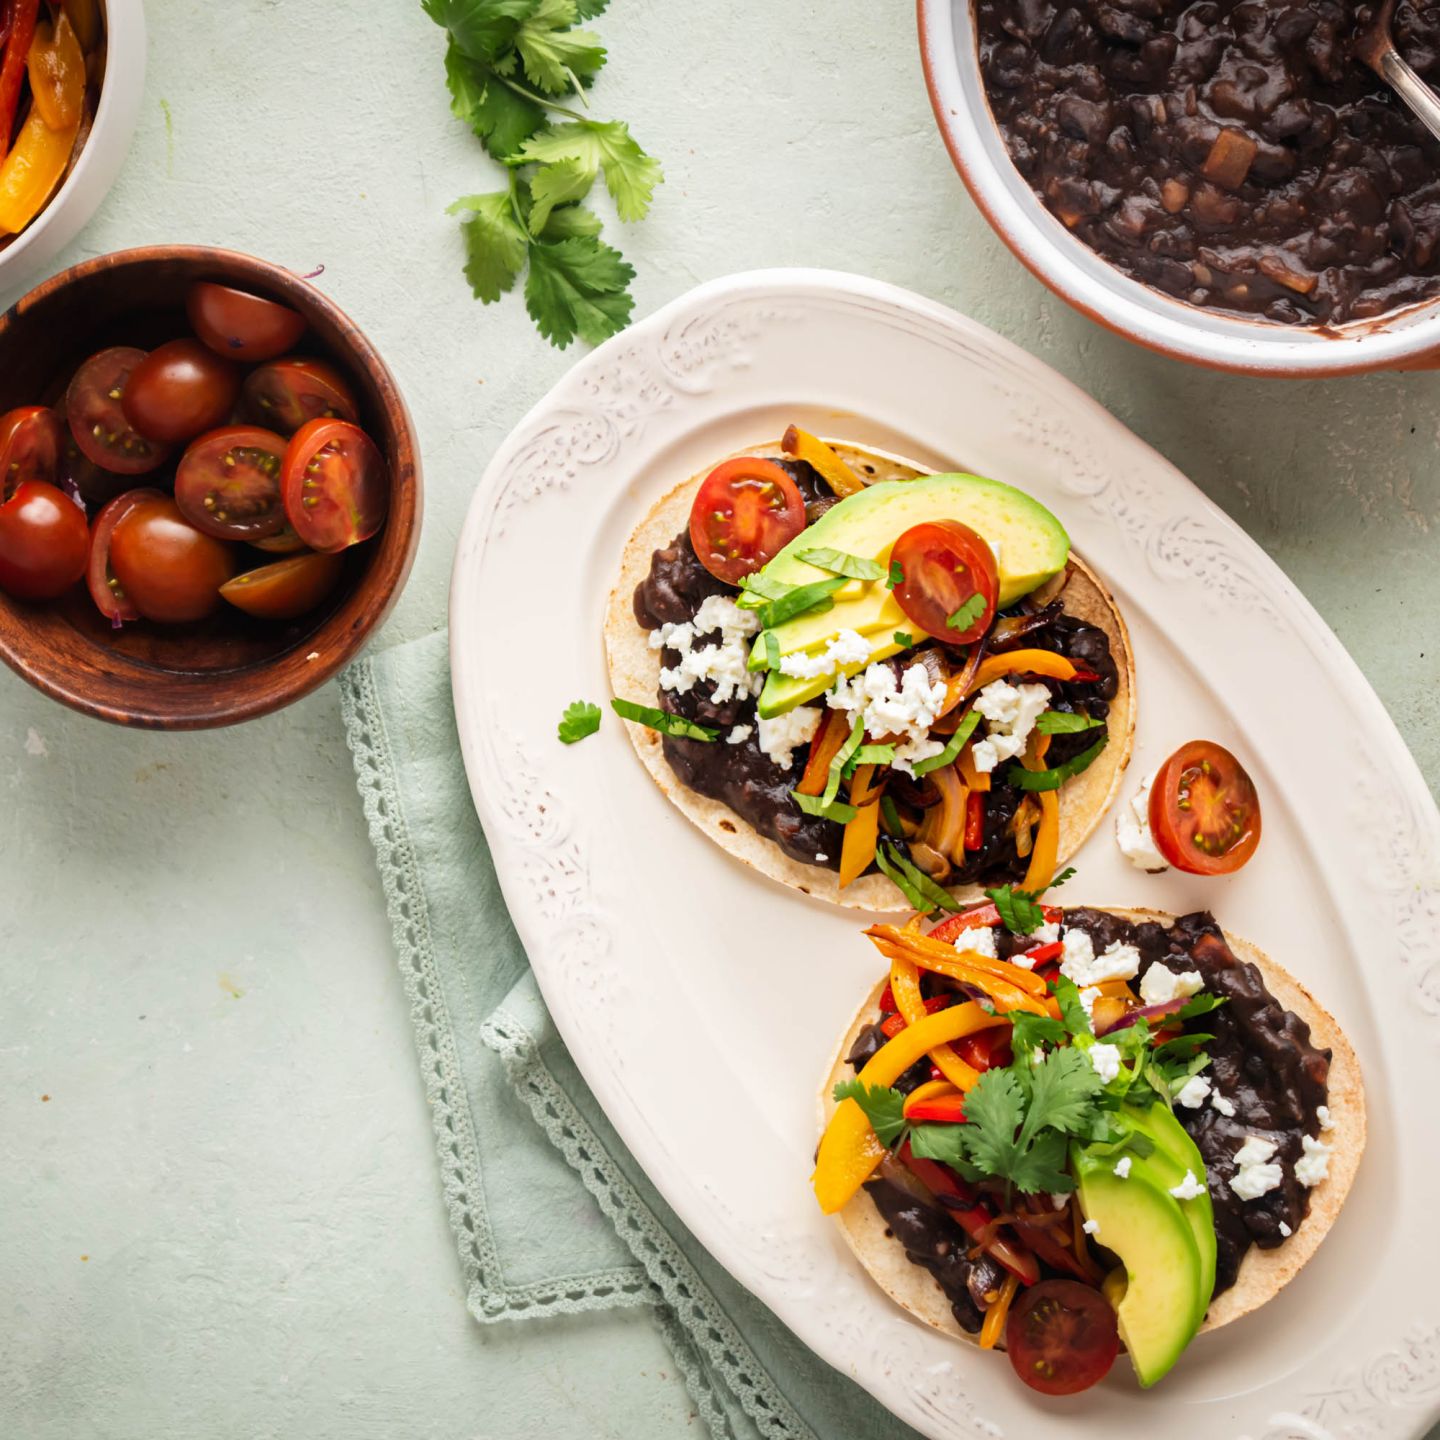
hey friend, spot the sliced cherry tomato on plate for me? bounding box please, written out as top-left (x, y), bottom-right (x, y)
top-left (281, 418), bottom-right (388, 553)
top-left (0, 480), bottom-right (89, 599)
top-left (243, 357), bottom-right (359, 434)
top-left (66, 347), bottom-right (172, 476)
top-left (108, 495), bottom-right (236, 623)
top-left (688, 457), bottom-right (805, 584)
top-left (121, 339), bottom-right (241, 444)
top-left (1149, 740), bottom-right (1261, 876)
top-left (219, 551), bottom-right (344, 620)
top-left (187, 282), bottom-right (306, 363)
top-left (891, 519), bottom-right (999, 645)
top-left (87, 488), bottom-right (163, 624)
top-left (0, 406), bottom-right (63, 490)
top-left (1005, 1278), bottom-right (1118, 1396)
top-left (174, 425), bottom-right (287, 541)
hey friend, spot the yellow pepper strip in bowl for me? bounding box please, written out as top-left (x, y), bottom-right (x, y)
top-left (27, 14), bottom-right (86, 131)
top-left (0, 105), bottom-right (80, 235)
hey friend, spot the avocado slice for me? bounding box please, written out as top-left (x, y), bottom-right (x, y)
top-left (752, 473), bottom-right (1070, 717)
top-left (1071, 1141), bottom-right (1203, 1388)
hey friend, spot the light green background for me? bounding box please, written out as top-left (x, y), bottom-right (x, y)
top-left (3, 3), bottom-right (1436, 1437)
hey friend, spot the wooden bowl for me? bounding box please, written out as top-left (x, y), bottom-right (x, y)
top-left (0, 246), bottom-right (421, 728)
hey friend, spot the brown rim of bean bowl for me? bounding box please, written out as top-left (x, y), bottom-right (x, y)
top-left (913, 0), bottom-right (1440, 377)
top-left (0, 245), bottom-right (422, 728)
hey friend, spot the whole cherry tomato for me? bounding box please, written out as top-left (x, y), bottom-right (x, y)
top-left (108, 495), bottom-right (236, 623)
top-left (187, 282), bottom-right (306, 363)
top-left (121, 339), bottom-right (241, 444)
top-left (0, 480), bottom-right (89, 599)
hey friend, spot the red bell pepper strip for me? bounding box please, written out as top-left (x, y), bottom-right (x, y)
top-left (1023, 941), bottom-right (1063, 965)
top-left (877, 983), bottom-right (896, 1015)
top-left (1012, 1220), bottom-right (1096, 1282)
top-left (0, 0), bottom-right (38, 160)
top-left (879, 994), bottom-right (954, 1038)
top-left (905, 1095), bottom-right (968, 1124)
top-left (964, 789), bottom-right (985, 851)
top-left (1070, 667), bottom-right (1100, 683)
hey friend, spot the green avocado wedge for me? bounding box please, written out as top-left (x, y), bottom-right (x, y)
top-left (750, 473), bottom-right (1070, 717)
top-left (1071, 1138), bottom-right (1204, 1389)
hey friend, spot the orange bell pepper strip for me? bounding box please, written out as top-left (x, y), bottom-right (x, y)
top-left (28, 13), bottom-right (85, 131)
top-left (0, 103), bottom-right (80, 234)
top-left (869, 924), bottom-right (1049, 1000)
top-left (958, 738), bottom-right (990, 792)
top-left (796, 708), bottom-right (849, 796)
top-left (781, 424), bottom-right (865, 498)
top-left (979, 1272), bottom-right (1020, 1349)
top-left (1019, 733), bottom-right (1059, 892)
top-left (812, 1001), bottom-right (1007, 1214)
top-left (900, 1079), bottom-right (960, 1117)
top-left (869, 930), bottom-right (1047, 1017)
top-left (963, 649), bottom-right (1077, 697)
top-left (889, 950), bottom-right (982, 1091)
top-left (838, 799), bottom-right (879, 889)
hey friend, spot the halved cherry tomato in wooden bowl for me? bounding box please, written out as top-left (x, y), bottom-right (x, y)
top-left (688, 457), bottom-right (805, 584)
top-left (187, 282), bottom-right (306, 363)
top-left (108, 495), bottom-right (236, 623)
top-left (281, 418), bottom-right (388, 553)
top-left (174, 425), bottom-right (287, 541)
top-left (65, 348), bottom-right (171, 476)
top-left (243, 357), bottom-right (359, 434)
top-left (1149, 740), bottom-right (1261, 876)
top-left (249, 524), bottom-right (309, 555)
top-left (121, 339), bottom-right (241, 445)
top-left (0, 406), bottom-right (64, 491)
top-left (87, 488), bottom-right (163, 624)
top-left (219, 551), bottom-right (344, 621)
top-left (1005, 1278), bottom-right (1118, 1395)
top-left (891, 520), bottom-right (999, 645)
top-left (0, 479), bottom-right (88, 599)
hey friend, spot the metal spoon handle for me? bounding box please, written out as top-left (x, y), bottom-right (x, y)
top-left (1380, 46), bottom-right (1440, 145)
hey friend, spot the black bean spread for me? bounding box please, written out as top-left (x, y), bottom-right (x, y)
top-left (631, 463), bottom-right (1118, 884)
top-left (976, 0), bottom-right (1440, 324)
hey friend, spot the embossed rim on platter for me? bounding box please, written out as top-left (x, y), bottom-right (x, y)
top-left (451, 270), bottom-right (1440, 1439)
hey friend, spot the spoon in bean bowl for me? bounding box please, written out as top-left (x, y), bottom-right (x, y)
top-left (1355, 0), bottom-right (1440, 143)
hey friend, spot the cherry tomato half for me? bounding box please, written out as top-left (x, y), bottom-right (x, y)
top-left (1005, 1279), bottom-right (1119, 1396)
top-left (121, 339), bottom-right (241, 445)
top-left (174, 425), bottom-right (288, 541)
top-left (688, 457), bottom-right (806, 584)
top-left (890, 520), bottom-right (999, 645)
top-left (187, 282), bottom-right (306, 363)
top-left (109, 495), bottom-right (237, 624)
top-left (219, 551), bottom-right (344, 620)
top-left (248, 524), bottom-right (309, 554)
top-left (0, 480), bottom-right (90, 599)
top-left (1149, 740), bottom-right (1262, 876)
top-left (243, 357), bottom-right (358, 435)
top-left (87, 488), bottom-right (163, 624)
top-left (0, 406), bottom-right (64, 491)
top-left (66, 347), bottom-right (171, 476)
top-left (281, 418), bottom-right (388, 554)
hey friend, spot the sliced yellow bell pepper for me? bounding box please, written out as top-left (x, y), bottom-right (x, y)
top-left (964, 648), bottom-right (1077, 697)
top-left (979, 1272), bottom-right (1019, 1349)
top-left (0, 106), bottom-right (80, 235)
top-left (28, 14), bottom-right (86, 131)
top-left (781, 424), bottom-right (865, 498)
top-left (838, 799), bottom-right (879, 890)
top-left (813, 1001), bottom-right (1005, 1214)
top-left (1019, 732), bottom-right (1058, 892)
top-left (888, 950), bottom-right (981, 1092)
top-left (958, 738), bottom-right (990, 793)
top-left (868, 924), bottom-right (1049, 1003)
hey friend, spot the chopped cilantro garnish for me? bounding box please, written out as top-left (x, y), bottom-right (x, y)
top-left (879, 793), bottom-right (904, 838)
top-left (946, 593), bottom-right (986, 632)
top-left (820, 716), bottom-right (866, 807)
top-left (1047, 866), bottom-right (1077, 890)
top-left (736, 572), bottom-right (794, 610)
top-left (1007, 1011), bottom-right (1067, 1060)
top-left (1006, 734), bottom-right (1109, 792)
top-left (832, 1079), bottom-right (908, 1148)
top-left (910, 708), bottom-right (982, 778)
top-left (886, 560), bottom-right (904, 590)
top-left (1053, 975), bottom-right (1094, 1038)
top-left (757, 577), bottom-right (847, 629)
top-left (610, 698), bottom-right (718, 742)
top-left (797, 547), bottom-right (886, 582)
top-left (893, 631), bottom-right (914, 649)
top-left (1035, 712), bottom-right (1103, 735)
top-left (557, 699), bottom-right (602, 744)
top-left (791, 790), bottom-right (859, 824)
top-left (1177, 993), bottom-right (1226, 1021)
top-left (846, 743), bottom-right (896, 773)
top-left (875, 842), bottom-right (961, 913)
top-left (764, 630), bottom-right (781, 671)
top-left (986, 882), bottom-right (1048, 934)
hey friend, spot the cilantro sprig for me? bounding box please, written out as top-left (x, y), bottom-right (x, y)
top-left (1035, 712), bottom-right (1103, 735)
top-left (946, 593), bottom-right (986, 633)
top-left (426, 0), bottom-right (662, 349)
top-left (1006, 734), bottom-right (1109, 792)
top-left (557, 699), bottom-right (601, 743)
top-left (610, 698), bottom-right (717, 741)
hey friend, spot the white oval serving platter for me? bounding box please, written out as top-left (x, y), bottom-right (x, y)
top-left (451, 269), bottom-right (1440, 1439)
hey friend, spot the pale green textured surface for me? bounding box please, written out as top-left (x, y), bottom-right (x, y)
top-left (1, 1), bottom-right (1436, 1437)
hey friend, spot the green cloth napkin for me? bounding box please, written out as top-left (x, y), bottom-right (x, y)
top-left (339, 630), bottom-right (921, 1440)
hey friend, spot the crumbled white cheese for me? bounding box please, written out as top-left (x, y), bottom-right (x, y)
top-left (655, 596), bottom-right (763, 705)
top-left (1294, 1133), bottom-right (1332, 1188)
top-left (1138, 962), bottom-right (1204, 1006)
top-left (1230, 1136), bottom-right (1283, 1201)
top-left (1115, 771), bottom-right (1169, 873)
top-left (1279, 1221), bottom-right (1292, 1238)
top-left (953, 925), bottom-right (999, 960)
top-left (755, 706), bottom-right (822, 769)
top-left (1210, 1091), bottom-right (1236, 1118)
top-left (1078, 986), bottom-right (1102, 1024)
top-left (814, 853), bottom-right (828, 863)
top-left (1082, 1218), bottom-right (1101, 1236)
top-left (726, 724), bottom-right (753, 745)
top-left (1010, 951), bottom-right (1037, 972)
top-left (1088, 1042), bottom-right (1122, 1085)
top-left (1169, 1169), bottom-right (1206, 1202)
top-left (1049, 1193), bottom-right (1068, 1211)
top-left (825, 662), bottom-right (948, 776)
top-left (969, 680), bottom-right (1051, 774)
top-left (1316, 1104), bottom-right (1334, 1131)
top-left (1113, 1156), bottom-right (1132, 1179)
top-left (776, 628), bottom-right (871, 681)
top-left (1174, 1074), bottom-right (1213, 1110)
top-left (1029, 922), bottom-right (1061, 947)
top-left (1059, 929), bottom-right (1142, 986)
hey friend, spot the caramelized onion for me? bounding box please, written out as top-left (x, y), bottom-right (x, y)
top-left (919, 764), bottom-right (969, 861)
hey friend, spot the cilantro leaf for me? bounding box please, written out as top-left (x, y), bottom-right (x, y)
top-left (1008, 1131), bottom-right (1075, 1194)
top-left (1178, 993), bottom-right (1226, 1021)
top-left (512, 0), bottom-right (607, 94)
top-left (557, 699), bottom-right (601, 744)
top-left (985, 882), bottom-right (1046, 934)
top-left (946, 593), bottom-right (986, 632)
top-left (518, 119), bottom-right (662, 221)
top-left (1008, 1010), bottom-right (1067, 1060)
top-left (574, 0), bottom-right (608, 15)
top-left (525, 235), bottom-right (635, 347)
top-left (528, 157), bottom-right (596, 234)
top-left (908, 1121), bottom-right (972, 1171)
top-left (425, 0), bottom-right (536, 61)
top-left (1006, 734), bottom-right (1109, 792)
top-left (911, 708), bottom-right (982, 778)
top-left (1047, 866), bottom-right (1077, 890)
top-left (1020, 1045), bottom-right (1104, 1143)
top-left (1053, 976), bottom-right (1093, 1038)
top-left (1035, 711), bottom-right (1103, 735)
top-left (444, 44), bottom-right (546, 157)
top-left (832, 1079), bottom-right (908, 1149)
top-left (797, 547), bottom-right (886, 582)
top-left (449, 191), bottom-right (529, 302)
top-left (756, 577), bottom-right (846, 629)
top-left (610, 698), bottom-right (717, 741)
top-left (886, 561), bottom-right (904, 590)
top-left (540, 204), bottom-right (603, 240)
top-left (893, 631), bottom-right (914, 649)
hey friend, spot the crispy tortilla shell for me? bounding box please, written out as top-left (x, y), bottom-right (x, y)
top-left (604, 439), bottom-right (1136, 911)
